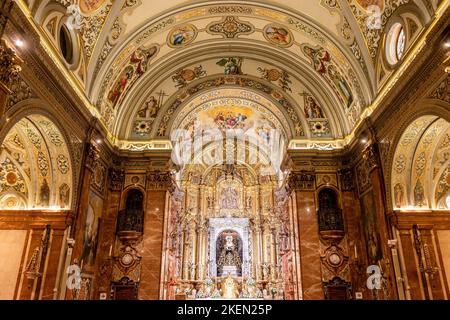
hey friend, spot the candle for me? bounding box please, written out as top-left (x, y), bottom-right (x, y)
top-left (109, 244), bottom-right (113, 257)
top-left (354, 244), bottom-right (358, 259)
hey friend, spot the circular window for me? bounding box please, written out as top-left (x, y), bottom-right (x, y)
top-left (59, 24), bottom-right (73, 63)
top-left (386, 23), bottom-right (406, 66)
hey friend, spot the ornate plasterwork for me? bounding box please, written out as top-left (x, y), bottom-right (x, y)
top-left (429, 75), bottom-right (450, 103)
top-left (391, 116), bottom-right (450, 209)
top-left (171, 89), bottom-right (291, 138)
top-left (207, 16), bottom-right (254, 38)
top-left (0, 115), bottom-right (73, 209)
top-left (80, 2), bottom-right (113, 61)
top-left (98, 44), bottom-right (159, 128)
top-left (0, 40), bottom-right (22, 90)
top-left (208, 217), bottom-right (250, 278)
top-left (6, 75), bottom-right (36, 111)
top-left (349, 0), bottom-right (412, 60)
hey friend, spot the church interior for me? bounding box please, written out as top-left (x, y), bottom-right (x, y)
top-left (0, 0), bottom-right (449, 300)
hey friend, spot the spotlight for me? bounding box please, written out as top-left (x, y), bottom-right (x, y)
top-left (361, 138), bottom-right (368, 144)
top-left (14, 39), bottom-right (24, 47)
top-left (95, 138), bottom-right (102, 144)
top-left (445, 41), bottom-right (450, 49)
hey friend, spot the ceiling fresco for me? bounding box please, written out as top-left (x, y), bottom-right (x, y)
top-left (20, 0), bottom-right (444, 151)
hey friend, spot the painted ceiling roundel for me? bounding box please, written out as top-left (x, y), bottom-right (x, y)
top-left (28, 0), bottom-right (443, 150)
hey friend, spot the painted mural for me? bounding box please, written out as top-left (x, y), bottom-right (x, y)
top-left (107, 45), bottom-right (158, 109)
top-left (360, 192), bottom-right (382, 265)
top-left (167, 24), bottom-right (197, 47)
top-left (185, 105), bottom-right (275, 144)
top-left (80, 191), bottom-right (103, 271)
top-left (302, 44), bottom-right (354, 108)
top-left (216, 57), bottom-right (243, 75)
top-left (79, 0), bottom-right (106, 14)
top-left (263, 24), bottom-right (293, 47)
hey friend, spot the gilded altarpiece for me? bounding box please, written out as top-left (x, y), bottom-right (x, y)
top-left (161, 165), bottom-right (300, 299)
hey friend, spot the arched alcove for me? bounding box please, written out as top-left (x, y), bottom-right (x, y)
top-left (318, 188), bottom-right (344, 232)
top-left (0, 114), bottom-right (73, 210)
top-left (117, 189), bottom-right (145, 235)
top-left (391, 115), bottom-right (450, 210)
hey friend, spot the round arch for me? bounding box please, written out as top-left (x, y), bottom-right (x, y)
top-left (388, 104), bottom-right (450, 210)
top-left (383, 99), bottom-right (450, 210)
top-left (0, 101), bottom-right (77, 211)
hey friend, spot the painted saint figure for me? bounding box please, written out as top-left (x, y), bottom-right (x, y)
top-left (304, 95), bottom-right (325, 118)
top-left (216, 57), bottom-right (243, 75)
top-left (264, 25), bottom-right (292, 46)
top-left (302, 45), bottom-right (331, 75)
top-left (40, 178), bottom-right (50, 207)
top-left (328, 65), bottom-right (353, 108)
top-left (137, 96), bottom-right (158, 118)
top-left (394, 183), bottom-right (404, 208)
top-left (220, 187), bottom-right (239, 209)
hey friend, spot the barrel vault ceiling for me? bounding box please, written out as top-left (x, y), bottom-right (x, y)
top-left (16, 0), bottom-right (447, 151)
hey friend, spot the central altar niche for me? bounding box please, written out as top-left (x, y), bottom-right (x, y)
top-left (209, 218), bottom-right (250, 278)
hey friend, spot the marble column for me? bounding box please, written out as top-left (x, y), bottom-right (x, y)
top-left (289, 193), bottom-right (302, 299)
top-left (253, 221), bottom-right (262, 281)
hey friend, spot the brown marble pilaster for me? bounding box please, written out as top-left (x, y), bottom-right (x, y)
top-left (339, 168), bottom-right (365, 294)
top-left (93, 168), bottom-right (123, 299)
top-left (420, 228), bottom-right (446, 299)
top-left (40, 229), bottom-right (65, 300)
top-left (295, 190), bottom-right (323, 299)
top-left (342, 190), bottom-right (364, 293)
top-left (363, 144), bottom-right (397, 299)
top-left (66, 143), bottom-right (99, 300)
top-left (138, 189), bottom-right (167, 299)
top-left (397, 228), bottom-right (423, 299)
top-left (138, 170), bottom-right (171, 300)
